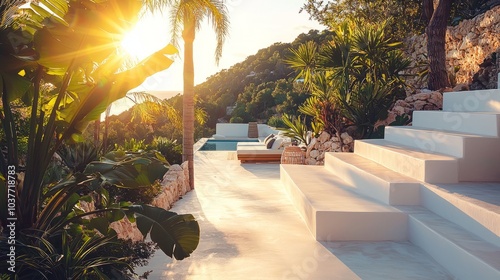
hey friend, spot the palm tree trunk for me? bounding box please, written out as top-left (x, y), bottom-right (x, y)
top-left (94, 119), bottom-right (100, 144)
top-left (103, 106), bottom-right (111, 151)
top-left (426, 0), bottom-right (453, 90)
top-left (183, 21), bottom-right (195, 190)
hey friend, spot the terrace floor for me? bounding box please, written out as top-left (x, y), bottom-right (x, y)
top-left (137, 151), bottom-right (453, 279)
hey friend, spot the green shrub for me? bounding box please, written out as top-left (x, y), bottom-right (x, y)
top-left (106, 180), bottom-right (163, 205)
top-left (267, 115), bottom-right (286, 128)
top-left (116, 138), bottom-right (149, 152)
top-left (151, 137), bottom-right (183, 165)
top-left (229, 116), bottom-right (244, 123)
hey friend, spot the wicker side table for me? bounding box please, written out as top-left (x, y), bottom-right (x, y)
top-left (281, 146), bottom-right (305, 164)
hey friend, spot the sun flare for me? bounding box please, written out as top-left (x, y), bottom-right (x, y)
top-left (120, 28), bottom-right (152, 59)
top-left (120, 16), bottom-right (169, 60)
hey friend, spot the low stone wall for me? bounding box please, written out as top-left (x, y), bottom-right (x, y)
top-left (405, 5), bottom-right (500, 88)
top-left (109, 162), bottom-right (191, 241)
top-left (375, 89), bottom-right (444, 129)
top-left (304, 131), bottom-right (354, 165)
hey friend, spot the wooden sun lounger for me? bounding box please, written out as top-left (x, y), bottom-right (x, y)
top-left (236, 145), bottom-right (283, 163)
top-left (237, 153), bottom-right (282, 163)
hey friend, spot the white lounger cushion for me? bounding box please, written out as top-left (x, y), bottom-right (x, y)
top-left (236, 145), bottom-right (284, 155)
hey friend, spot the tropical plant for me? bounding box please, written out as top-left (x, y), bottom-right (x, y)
top-left (147, 0), bottom-right (230, 189)
top-left (297, 73), bottom-right (344, 137)
top-left (279, 114), bottom-right (321, 145)
top-left (14, 231), bottom-right (132, 279)
top-left (286, 21), bottom-right (410, 138)
top-left (1, 148), bottom-right (199, 277)
top-left (87, 150), bottom-right (166, 205)
top-left (0, 0), bottom-right (199, 277)
top-left (57, 142), bottom-right (101, 173)
top-left (117, 138), bottom-right (149, 153)
top-left (151, 136), bottom-right (182, 165)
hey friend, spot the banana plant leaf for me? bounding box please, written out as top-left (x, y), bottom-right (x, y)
top-left (129, 204), bottom-right (200, 260)
top-left (84, 151), bottom-right (169, 188)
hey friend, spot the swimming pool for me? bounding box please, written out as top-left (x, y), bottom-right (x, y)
top-left (199, 139), bottom-right (259, 151)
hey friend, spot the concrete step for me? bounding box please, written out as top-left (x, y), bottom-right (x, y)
top-left (384, 126), bottom-right (483, 157)
top-left (403, 206), bottom-right (500, 280)
top-left (280, 164), bottom-right (407, 241)
top-left (412, 110), bottom-right (500, 137)
top-left (421, 182), bottom-right (500, 247)
top-left (322, 241), bottom-right (454, 279)
top-left (324, 152), bottom-right (420, 206)
top-left (384, 126), bottom-right (500, 181)
top-left (354, 139), bottom-right (459, 183)
top-left (443, 89), bottom-right (500, 112)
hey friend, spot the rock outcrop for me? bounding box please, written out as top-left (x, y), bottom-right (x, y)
top-left (404, 6), bottom-right (500, 88)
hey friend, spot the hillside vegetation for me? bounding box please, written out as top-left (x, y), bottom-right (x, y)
top-left (193, 29), bottom-right (334, 128)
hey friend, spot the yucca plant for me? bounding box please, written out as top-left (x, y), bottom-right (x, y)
top-left (286, 20), bottom-right (410, 139)
top-left (279, 114), bottom-right (321, 145)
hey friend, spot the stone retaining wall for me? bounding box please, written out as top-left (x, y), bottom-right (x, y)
top-left (98, 162), bottom-right (190, 241)
top-left (405, 5), bottom-right (500, 89)
top-left (304, 132), bottom-right (354, 165)
top-left (375, 89), bottom-right (445, 129)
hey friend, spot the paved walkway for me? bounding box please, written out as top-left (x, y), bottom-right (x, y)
top-left (137, 151), bottom-right (358, 280)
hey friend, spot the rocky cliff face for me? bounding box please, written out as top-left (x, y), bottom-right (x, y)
top-left (405, 6), bottom-right (500, 89)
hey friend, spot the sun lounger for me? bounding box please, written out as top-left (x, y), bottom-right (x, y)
top-left (236, 135), bottom-right (290, 163)
top-left (236, 145), bottom-right (283, 163)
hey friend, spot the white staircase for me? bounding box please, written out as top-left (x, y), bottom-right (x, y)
top-left (281, 87), bottom-right (500, 280)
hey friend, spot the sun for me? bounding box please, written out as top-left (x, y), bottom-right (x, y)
top-left (120, 27), bottom-right (153, 60)
top-left (120, 15), bottom-right (169, 60)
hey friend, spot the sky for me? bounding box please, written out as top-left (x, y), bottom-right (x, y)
top-left (128, 0), bottom-right (325, 93)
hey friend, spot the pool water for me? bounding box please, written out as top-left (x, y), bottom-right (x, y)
top-left (199, 139), bottom-right (259, 151)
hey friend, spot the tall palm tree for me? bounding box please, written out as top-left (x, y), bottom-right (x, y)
top-left (148, 0), bottom-right (229, 189)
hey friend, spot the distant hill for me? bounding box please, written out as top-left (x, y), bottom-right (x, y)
top-left (192, 29), bottom-right (332, 127)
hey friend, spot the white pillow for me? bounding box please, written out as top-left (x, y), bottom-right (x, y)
top-left (271, 138), bottom-right (284, 150)
top-left (264, 134), bottom-right (274, 144)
